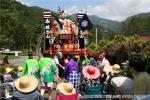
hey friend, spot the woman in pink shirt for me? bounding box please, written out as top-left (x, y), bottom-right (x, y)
top-left (97, 49), bottom-right (110, 73)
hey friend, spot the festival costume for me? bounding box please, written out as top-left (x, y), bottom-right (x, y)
top-left (22, 59), bottom-right (39, 78)
top-left (39, 57), bottom-right (58, 88)
top-left (64, 59), bottom-right (79, 90)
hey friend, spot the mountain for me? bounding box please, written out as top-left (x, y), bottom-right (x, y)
top-left (122, 12), bottom-right (150, 35)
top-left (124, 12), bottom-right (150, 23)
top-left (70, 14), bottom-right (122, 33)
top-left (88, 15), bottom-right (122, 33)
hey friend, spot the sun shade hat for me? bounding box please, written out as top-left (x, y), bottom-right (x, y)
top-left (15, 75), bottom-right (38, 93)
top-left (5, 67), bottom-right (13, 74)
top-left (82, 65), bottom-right (100, 79)
top-left (111, 64), bottom-right (122, 73)
top-left (17, 66), bottom-right (23, 72)
top-left (56, 82), bottom-right (76, 95)
top-left (111, 76), bottom-right (133, 94)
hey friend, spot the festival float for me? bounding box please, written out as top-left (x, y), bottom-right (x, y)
top-left (43, 10), bottom-right (93, 57)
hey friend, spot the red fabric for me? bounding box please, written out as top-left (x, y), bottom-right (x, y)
top-left (79, 50), bottom-right (84, 56)
top-left (56, 93), bottom-right (79, 100)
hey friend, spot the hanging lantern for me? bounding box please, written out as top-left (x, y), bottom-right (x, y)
top-left (68, 44), bottom-right (74, 51)
top-left (64, 44), bottom-right (68, 51)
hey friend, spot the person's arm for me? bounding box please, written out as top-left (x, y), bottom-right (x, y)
top-left (22, 61), bottom-right (27, 76)
top-left (57, 63), bottom-right (64, 69)
top-left (54, 57), bottom-right (64, 69)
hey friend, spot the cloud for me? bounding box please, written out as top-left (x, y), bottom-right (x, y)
top-left (66, 0), bottom-right (150, 21)
top-left (16, 0), bottom-right (33, 6)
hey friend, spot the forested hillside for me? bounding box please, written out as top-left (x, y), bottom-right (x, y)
top-left (0, 0), bottom-right (45, 50)
top-left (0, 0), bottom-right (149, 50)
top-left (123, 12), bottom-right (150, 35)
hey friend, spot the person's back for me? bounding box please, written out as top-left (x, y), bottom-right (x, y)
top-left (39, 57), bottom-right (56, 82)
top-left (22, 51), bottom-right (39, 78)
top-left (67, 59), bottom-right (78, 73)
top-left (12, 75), bottom-right (46, 100)
top-left (22, 59), bottom-right (39, 78)
top-left (129, 53), bottom-right (150, 95)
top-left (134, 72), bottom-right (150, 95)
top-left (12, 90), bottom-right (45, 100)
top-left (39, 50), bottom-right (58, 99)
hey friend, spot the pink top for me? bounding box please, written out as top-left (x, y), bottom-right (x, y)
top-left (56, 93), bottom-right (79, 100)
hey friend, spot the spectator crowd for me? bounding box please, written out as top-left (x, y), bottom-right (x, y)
top-left (0, 49), bottom-right (150, 100)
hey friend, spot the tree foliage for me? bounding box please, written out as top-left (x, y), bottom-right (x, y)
top-left (0, 0), bottom-right (44, 50)
top-left (123, 14), bottom-right (150, 35)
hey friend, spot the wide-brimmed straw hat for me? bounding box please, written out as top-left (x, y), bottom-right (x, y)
top-left (5, 67), bottom-right (13, 74)
top-left (111, 64), bottom-right (122, 73)
top-left (82, 65), bottom-right (100, 79)
top-left (15, 75), bottom-right (38, 93)
top-left (57, 82), bottom-right (76, 95)
top-left (17, 66), bottom-right (23, 72)
top-left (103, 64), bottom-right (122, 74)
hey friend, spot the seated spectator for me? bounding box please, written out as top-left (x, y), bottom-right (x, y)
top-left (12, 75), bottom-right (47, 100)
top-left (3, 67), bottom-right (13, 86)
top-left (56, 82), bottom-right (79, 100)
top-left (129, 53), bottom-right (150, 95)
top-left (80, 66), bottom-right (103, 99)
top-left (111, 76), bottom-right (133, 95)
top-left (0, 83), bottom-right (14, 100)
top-left (4, 84), bottom-right (14, 100)
top-left (16, 66), bottom-right (23, 78)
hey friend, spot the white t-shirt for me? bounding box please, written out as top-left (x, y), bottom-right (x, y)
top-left (53, 56), bottom-right (59, 65)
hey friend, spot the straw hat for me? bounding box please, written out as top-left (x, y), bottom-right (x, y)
top-left (57, 82), bottom-right (76, 95)
top-left (17, 66), bottom-right (23, 72)
top-left (111, 64), bottom-right (121, 73)
top-left (82, 65), bottom-right (100, 79)
top-left (5, 67), bottom-right (13, 74)
top-left (15, 75), bottom-right (38, 93)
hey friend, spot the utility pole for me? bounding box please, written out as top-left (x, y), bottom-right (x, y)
top-left (96, 28), bottom-right (97, 47)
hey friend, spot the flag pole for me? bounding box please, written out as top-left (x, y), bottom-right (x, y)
top-left (96, 28), bottom-right (97, 47)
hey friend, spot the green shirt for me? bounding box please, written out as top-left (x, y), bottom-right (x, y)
top-left (22, 59), bottom-right (39, 78)
top-left (39, 57), bottom-right (58, 83)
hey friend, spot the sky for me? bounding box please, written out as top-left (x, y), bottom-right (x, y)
top-left (16, 0), bottom-right (150, 21)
